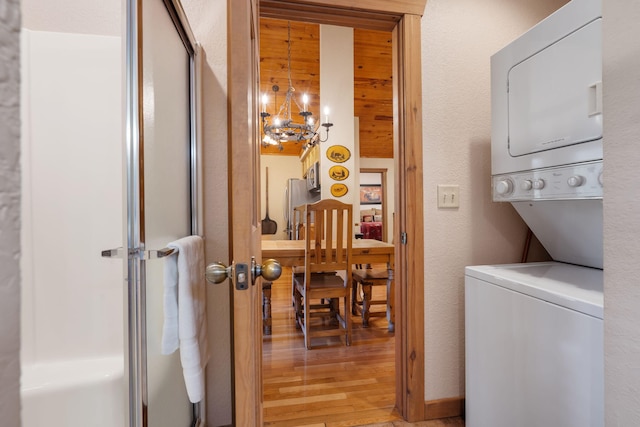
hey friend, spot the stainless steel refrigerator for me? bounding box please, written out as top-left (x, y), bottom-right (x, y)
top-left (284, 178), bottom-right (320, 240)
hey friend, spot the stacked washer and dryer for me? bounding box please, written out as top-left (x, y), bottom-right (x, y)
top-left (465, 0), bottom-right (604, 426)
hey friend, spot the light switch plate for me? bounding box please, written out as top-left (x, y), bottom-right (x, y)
top-left (437, 184), bottom-right (460, 208)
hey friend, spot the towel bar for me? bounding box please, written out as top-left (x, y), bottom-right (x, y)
top-left (100, 247), bottom-right (177, 259)
top-left (153, 247), bottom-right (177, 258)
top-left (153, 235), bottom-right (204, 258)
top-left (102, 237), bottom-right (204, 259)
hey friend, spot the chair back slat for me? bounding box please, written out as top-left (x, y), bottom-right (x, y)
top-left (303, 200), bottom-right (353, 276)
top-left (326, 208), bottom-right (334, 263)
top-left (336, 210), bottom-right (345, 263)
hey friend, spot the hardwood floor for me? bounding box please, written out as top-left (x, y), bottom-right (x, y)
top-left (262, 268), bottom-right (464, 427)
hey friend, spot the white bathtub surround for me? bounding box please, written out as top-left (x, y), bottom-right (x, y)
top-left (21, 357), bottom-right (124, 426)
top-left (20, 29), bottom-right (123, 426)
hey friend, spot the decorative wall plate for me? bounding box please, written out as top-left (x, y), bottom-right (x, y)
top-left (326, 145), bottom-right (351, 163)
top-left (328, 165), bottom-right (349, 181)
top-left (330, 183), bottom-right (348, 198)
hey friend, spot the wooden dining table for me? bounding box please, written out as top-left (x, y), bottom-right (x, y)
top-left (260, 239), bottom-right (395, 335)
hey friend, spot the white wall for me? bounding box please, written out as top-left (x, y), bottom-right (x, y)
top-left (320, 25), bottom-right (356, 205)
top-left (0, 1), bottom-right (21, 425)
top-left (260, 155), bottom-right (303, 241)
top-left (420, 0), bottom-right (568, 400)
top-left (602, 1), bottom-right (640, 424)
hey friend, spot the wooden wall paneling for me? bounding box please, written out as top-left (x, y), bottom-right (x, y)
top-left (259, 19), bottom-right (394, 159)
top-left (354, 28), bottom-right (393, 158)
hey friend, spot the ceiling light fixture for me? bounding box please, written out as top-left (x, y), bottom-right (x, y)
top-left (260, 21), bottom-right (333, 151)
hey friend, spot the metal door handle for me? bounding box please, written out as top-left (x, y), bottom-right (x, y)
top-left (206, 258), bottom-right (282, 290)
top-left (205, 262), bottom-right (233, 284)
top-left (205, 261), bottom-right (250, 290)
top-left (101, 247), bottom-right (125, 258)
top-left (252, 257), bottom-right (282, 284)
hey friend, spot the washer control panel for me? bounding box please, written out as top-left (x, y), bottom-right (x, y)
top-left (493, 161), bottom-right (603, 201)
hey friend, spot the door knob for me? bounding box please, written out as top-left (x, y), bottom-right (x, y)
top-left (252, 257), bottom-right (282, 284)
top-left (207, 258), bottom-right (282, 289)
top-left (205, 262), bottom-right (232, 284)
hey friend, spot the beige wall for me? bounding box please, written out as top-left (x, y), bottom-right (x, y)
top-left (180, 1), bottom-right (233, 424)
top-left (420, 0), bottom-right (568, 400)
top-left (0, 1), bottom-right (21, 426)
top-left (602, 1), bottom-right (640, 424)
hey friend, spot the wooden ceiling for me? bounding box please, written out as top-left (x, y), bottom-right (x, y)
top-left (259, 17), bottom-right (393, 158)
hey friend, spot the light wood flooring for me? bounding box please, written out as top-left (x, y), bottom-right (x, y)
top-left (262, 268), bottom-right (464, 427)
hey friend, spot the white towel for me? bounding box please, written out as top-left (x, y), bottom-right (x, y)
top-left (161, 235), bottom-right (210, 403)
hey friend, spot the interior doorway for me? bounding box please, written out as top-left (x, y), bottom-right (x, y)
top-left (358, 168), bottom-right (391, 243)
top-left (258, 15), bottom-right (402, 426)
top-left (226, 1), bottom-right (426, 422)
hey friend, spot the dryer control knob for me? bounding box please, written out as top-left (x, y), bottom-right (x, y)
top-left (495, 179), bottom-right (514, 196)
top-left (521, 180), bottom-right (533, 191)
top-left (532, 179), bottom-right (545, 190)
top-left (567, 175), bottom-right (584, 188)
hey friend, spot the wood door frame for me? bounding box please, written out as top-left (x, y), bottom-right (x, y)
top-left (229, 0), bottom-right (426, 422)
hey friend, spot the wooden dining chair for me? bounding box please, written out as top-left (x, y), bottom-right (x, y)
top-left (352, 211), bottom-right (395, 332)
top-left (351, 265), bottom-right (394, 332)
top-left (293, 199), bottom-right (353, 349)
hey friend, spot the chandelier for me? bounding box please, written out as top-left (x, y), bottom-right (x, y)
top-left (260, 22), bottom-right (333, 151)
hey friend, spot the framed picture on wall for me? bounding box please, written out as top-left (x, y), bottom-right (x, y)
top-left (359, 185), bottom-right (382, 204)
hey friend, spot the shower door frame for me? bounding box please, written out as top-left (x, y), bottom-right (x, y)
top-left (124, 0), bottom-right (203, 425)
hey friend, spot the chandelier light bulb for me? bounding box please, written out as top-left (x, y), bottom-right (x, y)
top-left (274, 117), bottom-right (281, 127)
top-left (323, 106), bottom-right (330, 124)
top-left (261, 94), bottom-right (268, 113)
top-left (302, 94), bottom-right (308, 112)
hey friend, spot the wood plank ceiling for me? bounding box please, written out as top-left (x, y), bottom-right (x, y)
top-left (259, 17), bottom-right (393, 158)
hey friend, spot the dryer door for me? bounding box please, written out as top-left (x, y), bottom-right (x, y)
top-left (508, 18), bottom-right (602, 157)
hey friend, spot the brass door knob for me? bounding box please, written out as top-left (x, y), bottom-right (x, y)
top-left (252, 258), bottom-right (282, 283)
top-left (205, 262), bottom-right (232, 284)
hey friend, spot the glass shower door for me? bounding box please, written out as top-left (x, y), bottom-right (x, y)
top-left (124, 0), bottom-right (202, 425)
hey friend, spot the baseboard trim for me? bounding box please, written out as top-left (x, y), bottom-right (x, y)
top-left (424, 396), bottom-right (465, 420)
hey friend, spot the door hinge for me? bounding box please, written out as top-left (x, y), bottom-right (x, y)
top-left (401, 232), bottom-right (408, 245)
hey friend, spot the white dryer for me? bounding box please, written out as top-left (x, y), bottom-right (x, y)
top-left (491, 0), bottom-right (603, 269)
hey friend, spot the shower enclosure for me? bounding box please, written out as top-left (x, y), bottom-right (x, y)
top-left (20, 28), bottom-right (125, 427)
top-left (20, 0), bottom-right (202, 425)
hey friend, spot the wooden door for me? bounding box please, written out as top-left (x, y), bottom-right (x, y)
top-left (229, 0), bottom-right (426, 423)
top-left (228, 0), bottom-right (264, 425)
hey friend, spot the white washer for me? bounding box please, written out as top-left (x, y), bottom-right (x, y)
top-left (465, 262), bottom-right (603, 427)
